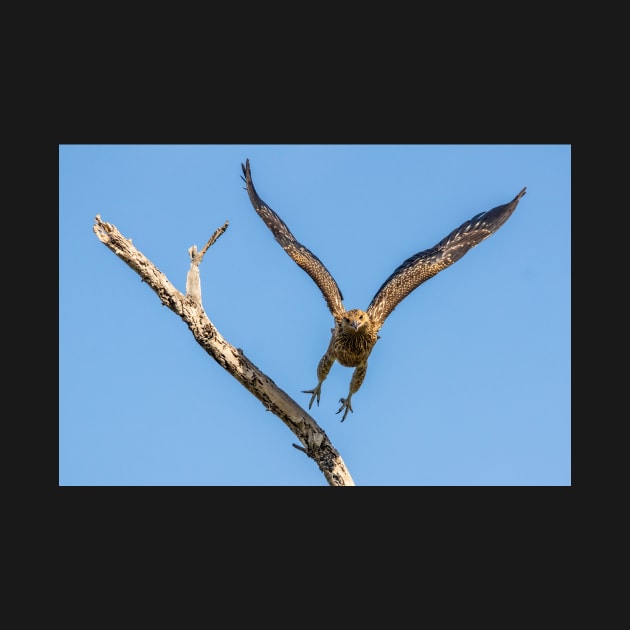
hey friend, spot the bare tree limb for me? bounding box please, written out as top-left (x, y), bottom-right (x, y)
top-left (93, 215), bottom-right (355, 486)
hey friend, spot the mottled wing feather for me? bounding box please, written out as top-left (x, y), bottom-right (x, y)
top-left (241, 159), bottom-right (346, 321)
top-left (367, 187), bottom-right (526, 330)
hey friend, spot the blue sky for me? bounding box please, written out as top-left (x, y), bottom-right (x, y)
top-left (59, 145), bottom-right (570, 486)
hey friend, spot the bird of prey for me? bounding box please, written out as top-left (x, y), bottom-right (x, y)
top-left (241, 159), bottom-right (526, 421)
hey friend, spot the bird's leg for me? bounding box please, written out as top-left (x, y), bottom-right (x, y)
top-left (302, 350), bottom-right (335, 409)
top-left (337, 362), bottom-right (367, 422)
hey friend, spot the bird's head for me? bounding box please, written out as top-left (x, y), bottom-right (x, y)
top-left (341, 309), bottom-right (369, 334)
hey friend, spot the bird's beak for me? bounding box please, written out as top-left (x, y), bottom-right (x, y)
top-left (351, 320), bottom-right (360, 331)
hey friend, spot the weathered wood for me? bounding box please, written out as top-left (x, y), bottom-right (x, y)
top-left (93, 215), bottom-right (355, 486)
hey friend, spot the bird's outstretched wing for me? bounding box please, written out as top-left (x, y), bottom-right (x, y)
top-left (366, 187), bottom-right (527, 330)
top-left (241, 159), bottom-right (346, 321)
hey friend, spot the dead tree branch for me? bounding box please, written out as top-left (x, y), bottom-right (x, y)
top-left (93, 215), bottom-right (355, 486)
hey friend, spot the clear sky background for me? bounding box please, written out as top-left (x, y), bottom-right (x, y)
top-left (59, 145), bottom-right (570, 486)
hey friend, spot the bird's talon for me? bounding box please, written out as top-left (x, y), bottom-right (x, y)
top-left (336, 398), bottom-right (353, 422)
top-left (302, 387), bottom-right (321, 409)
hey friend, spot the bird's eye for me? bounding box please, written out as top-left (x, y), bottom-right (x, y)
top-left (359, 313), bottom-right (364, 319)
